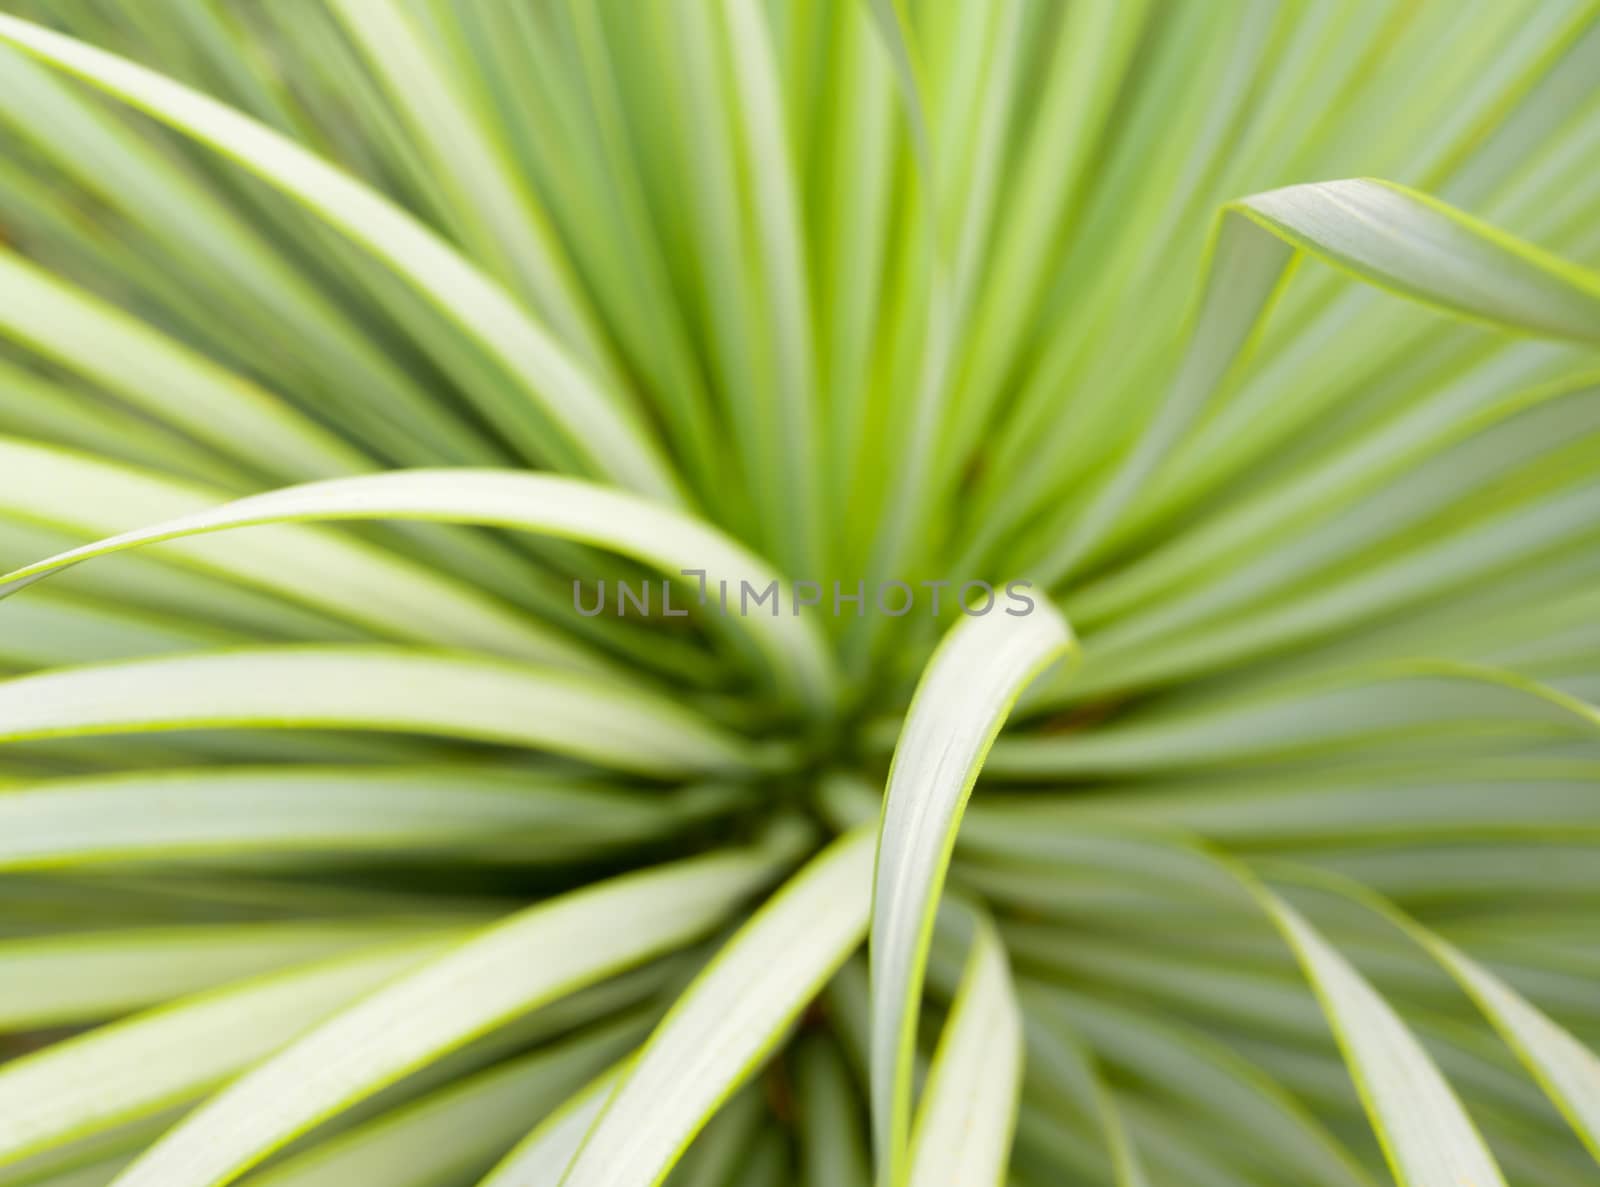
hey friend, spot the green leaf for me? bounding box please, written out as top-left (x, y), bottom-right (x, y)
top-left (1069, 373), bottom-right (1600, 635)
top-left (869, 603), bottom-right (1075, 1187)
top-left (1024, 986), bottom-right (1375, 1187)
top-left (1253, 891), bottom-right (1509, 1187)
top-left (0, 646), bottom-right (771, 777)
top-left (0, 42), bottom-right (496, 469)
top-left (0, 441), bottom-right (595, 669)
top-left (1019, 996), bottom-right (1154, 1187)
top-left (905, 914), bottom-right (1023, 1187)
top-left (0, 356), bottom-right (234, 489)
top-left (794, 1036), bottom-right (871, 1187)
top-left (941, 816), bottom-right (1536, 1187)
top-left (1420, 948), bottom-right (1600, 1163)
top-left (0, 467), bottom-right (839, 713)
top-left (104, 831), bottom-right (803, 1187)
top-left (8, 1152), bottom-right (135, 1187)
top-left (0, 251), bottom-right (363, 484)
top-left (0, 766), bottom-right (737, 871)
top-left (1420, 942), bottom-right (1600, 1164)
top-left (992, 759), bottom-right (1600, 847)
top-left (1042, 177), bottom-right (1600, 580)
top-left (244, 1012), bottom-right (649, 1187)
top-left (654, 1084), bottom-right (769, 1186)
top-left (1264, 863), bottom-right (1600, 1166)
top-left (0, 590), bottom-right (237, 668)
top-left (1001, 662), bottom-right (1600, 777)
top-left (3, 5), bottom-right (1600, 1184)
top-left (1240, 179), bottom-right (1600, 342)
top-left (0, 13), bottom-right (680, 501)
top-left (558, 826), bottom-right (875, 1187)
top-left (324, 0), bottom-right (615, 377)
top-left (0, 919), bottom-right (471, 1030)
top-left (477, 1066), bottom-right (623, 1187)
top-left (0, 937), bottom-right (462, 1170)
top-left (861, 0), bottom-right (933, 207)
top-left (718, 0), bottom-right (825, 580)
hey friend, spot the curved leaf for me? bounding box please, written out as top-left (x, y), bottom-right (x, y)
top-left (1043, 177), bottom-right (1600, 579)
top-left (869, 603), bottom-right (1074, 1186)
top-left (905, 915), bottom-right (1023, 1187)
top-left (1252, 891), bottom-right (1509, 1187)
top-left (1265, 863), bottom-right (1600, 1165)
top-left (942, 818), bottom-right (1525, 1187)
top-left (1419, 938), bottom-right (1600, 1164)
top-left (0, 468), bottom-right (839, 713)
top-left (0, 441), bottom-right (594, 668)
top-left (0, 647), bottom-right (769, 777)
top-left (559, 827), bottom-right (875, 1187)
top-left (105, 830), bottom-right (804, 1187)
top-left (0, 937), bottom-right (461, 1170)
top-left (1240, 179), bottom-right (1600, 341)
top-left (0, 766), bottom-right (738, 871)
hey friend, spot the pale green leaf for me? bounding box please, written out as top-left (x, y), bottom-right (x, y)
top-left (0, 251), bottom-right (363, 484)
top-left (0, 919), bottom-right (470, 1030)
top-left (870, 603), bottom-right (1074, 1186)
top-left (477, 1066), bottom-right (623, 1187)
top-left (906, 916), bottom-right (1023, 1187)
top-left (559, 827), bottom-right (875, 1187)
top-left (244, 1013), bottom-right (648, 1187)
top-left (0, 467), bottom-right (838, 713)
top-left (1266, 863), bottom-right (1600, 1165)
top-left (0, 13), bottom-right (680, 500)
top-left (0, 647), bottom-right (769, 777)
top-left (1255, 892), bottom-right (1509, 1187)
top-left (1420, 939), bottom-right (1600, 1163)
top-left (1242, 179), bottom-right (1600, 341)
top-left (104, 830), bottom-right (804, 1187)
top-left (1042, 177), bottom-right (1600, 579)
top-left (0, 441), bottom-right (594, 668)
top-left (0, 766), bottom-right (737, 871)
top-left (0, 938), bottom-right (462, 1170)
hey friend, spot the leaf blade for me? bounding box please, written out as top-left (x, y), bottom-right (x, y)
top-left (0, 938), bottom-right (461, 1170)
top-left (0, 467), bottom-right (839, 714)
top-left (0, 766), bottom-right (734, 871)
top-left (105, 833), bottom-right (802, 1187)
top-left (869, 602), bottom-right (1074, 1185)
top-left (0, 647), bottom-right (765, 777)
top-left (905, 916), bottom-right (1023, 1187)
top-left (559, 827), bottom-right (875, 1187)
top-left (1256, 893), bottom-right (1509, 1187)
top-left (0, 13), bottom-right (679, 500)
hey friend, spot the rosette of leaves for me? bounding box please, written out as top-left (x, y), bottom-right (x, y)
top-left (0, 3), bottom-right (1598, 1186)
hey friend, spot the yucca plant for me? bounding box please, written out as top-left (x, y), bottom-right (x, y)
top-left (0, 1), bottom-right (1598, 1185)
